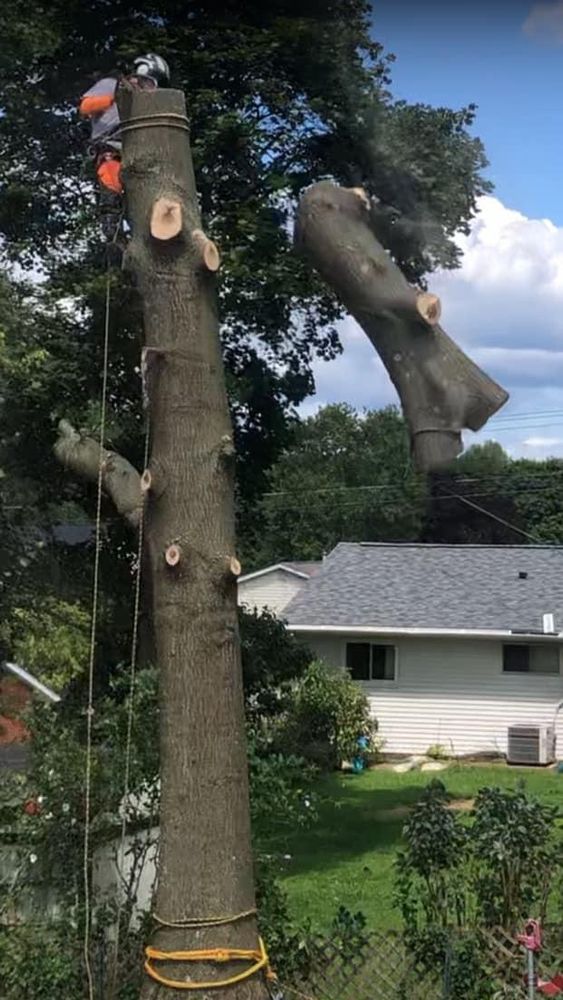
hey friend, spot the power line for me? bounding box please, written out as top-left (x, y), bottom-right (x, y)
top-left (440, 492), bottom-right (543, 543)
top-left (262, 478), bottom-right (563, 504)
top-left (488, 408), bottom-right (563, 424)
top-left (486, 422), bottom-right (563, 433)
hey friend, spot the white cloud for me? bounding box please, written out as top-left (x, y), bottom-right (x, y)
top-left (522, 436), bottom-right (563, 448)
top-left (307, 195), bottom-right (563, 459)
top-left (523, 2), bottom-right (563, 44)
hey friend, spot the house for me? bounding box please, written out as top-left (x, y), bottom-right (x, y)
top-left (237, 561), bottom-right (321, 616)
top-left (284, 542), bottom-right (563, 757)
top-left (0, 662), bottom-right (60, 771)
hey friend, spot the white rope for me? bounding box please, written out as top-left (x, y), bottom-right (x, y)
top-left (109, 417), bottom-right (150, 997)
top-left (83, 264), bottom-right (112, 1000)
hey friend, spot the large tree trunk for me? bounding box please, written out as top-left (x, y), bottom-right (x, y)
top-left (117, 87), bottom-right (266, 1000)
top-left (295, 182), bottom-right (508, 470)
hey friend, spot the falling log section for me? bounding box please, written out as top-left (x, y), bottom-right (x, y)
top-left (117, 86), bottom-right (267, 1000)
top-left (295, 182), bottom-right (508, 470)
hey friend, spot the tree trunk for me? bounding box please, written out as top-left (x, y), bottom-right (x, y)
top-left (295, 182), bottom-right (508, 470)
top-left (117, 87), bottom-right (266, 1000)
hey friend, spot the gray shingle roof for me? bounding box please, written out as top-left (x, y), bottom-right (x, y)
top-left (285, 542), bottom-right (563, 632)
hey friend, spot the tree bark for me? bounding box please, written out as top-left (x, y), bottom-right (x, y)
top-left (295, 182), bottom-right (509, 470)
top-left (53, 420), bottom-right (156, 665)
top-left (54, 419), bottom-right (142, 528)
top-left (117, 87), bottom-right (265, 1000)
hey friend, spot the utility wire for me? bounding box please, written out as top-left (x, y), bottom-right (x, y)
top-left (439, 492), bottom-right (543, 543)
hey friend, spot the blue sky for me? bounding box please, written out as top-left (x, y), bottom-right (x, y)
top-left (372, 0), bottom-right (563, 224)
top-left (308, 1), bottom-right (563, 459)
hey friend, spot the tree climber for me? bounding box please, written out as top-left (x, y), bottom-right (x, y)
top-left (79, 54), bottom-right (170, 240)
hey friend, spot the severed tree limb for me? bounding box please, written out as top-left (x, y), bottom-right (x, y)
top-left (295, 181), bottom-right (509, 470)
top-left (54, 419), bottom-right (142, 529)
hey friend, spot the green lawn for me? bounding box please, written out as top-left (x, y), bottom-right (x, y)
top-left (280, 763), bottom-right (563, 930)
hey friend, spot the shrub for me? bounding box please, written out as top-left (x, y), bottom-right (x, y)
top-left (395, 780), bottom-right (469, 932)
top-left (0, 647), bottom-right (321, 998)
top-left (248, 735), bottom-right (317, 844)
top-left (471, 785), bottom-right (559, 928)
top-left (0, 920), bottom-right (83, 1000)
top-left (394, 780), bottom-right (563, 1000)
top-left (240, 606), bottom-right (312, 719)
top-left (0, 598), bottom-right (90, 692)
top-left (277, 660), bottom-right (379, 770)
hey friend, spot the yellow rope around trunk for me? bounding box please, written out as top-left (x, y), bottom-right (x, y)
top-left (144, 936), bottom-right (276, 991)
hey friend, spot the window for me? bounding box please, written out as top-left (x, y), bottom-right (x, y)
top-left (346, 642), bottom-right (396, 682)
top-left (502, 644), bottom-right (560, 675)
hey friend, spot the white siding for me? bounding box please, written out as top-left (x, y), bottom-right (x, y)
top-left (238, 570), bottom-right (306, 616)
top-left (93, 828), bottom-right (158, 932)
top-left (300, 633), bottom-right (563, 756)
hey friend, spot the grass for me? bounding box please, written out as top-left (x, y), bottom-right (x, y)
top-left (279, 762), bottom-right (563, 930)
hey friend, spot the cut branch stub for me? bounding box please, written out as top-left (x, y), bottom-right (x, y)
top-left (150, 197), bottom-right (183, 241)
top-left (165, 543), bottom-right (182, 568)
top-left (227, 556), bottom-right (242, 578)
top-left (192, 228), bottom-right (221, 271)
top-left (140, 469), bottom-right (152, 493)
top-left (416, 292), bottom-right (441, 326)
top-left (350, 186), bottom-right (371, 210)
top-left (294, 181), bottom-right (508, 470)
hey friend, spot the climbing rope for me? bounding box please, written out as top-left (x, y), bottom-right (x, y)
top-left (153, 907), bottom-right (257, 929)
top-left (83, 261), bottom-right (112, 1000)
top-left (144, 908), bottom-right (276, 992)
top-left (118, 112), bottom-right (190, 137)
top-left (144, 936), bottom-right (276, 991)
top-left (109, 416), bottom-right (151, 996)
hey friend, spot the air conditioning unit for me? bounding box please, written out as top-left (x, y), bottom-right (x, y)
top-left (507, 725), bottom-right (556, 766)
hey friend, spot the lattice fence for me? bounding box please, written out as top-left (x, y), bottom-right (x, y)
top-left (282, 926), bottom-right (563, 1000)
top-left (480, 926), bottom-right (563, 998)
top-left (284, 930), bottom-right (441, 1000)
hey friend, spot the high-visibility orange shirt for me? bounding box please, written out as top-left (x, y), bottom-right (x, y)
top-left (97, 157), bottom-right (123, 194)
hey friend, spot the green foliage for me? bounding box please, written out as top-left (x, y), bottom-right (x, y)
top-left (426, 743), bottom-right (449, 761)
top-left (248, 738), bottom-right (317, 846)
top-left (395, 780), bottom-right (563, 1000)
top-left (277, 660), bottom-right (378, 770)
top-left (0, 3), bottom-right (493, 736)
top-left (0, 2), bottom-right (491, 587)
top-left (455, 441), bottom-right (509, 477)
top-left (240, 606), bottom-right (312, 719)
top-left (0, 920), bottom-right (84, 1000)
top-left (424, 441), bottom-right (563, 545)
top-left (396, 780), bottom-right (469, 928)
top-left (0, 598), bottom-right (90, 691)
top-left (471, 785), bottom-right (559, 927)
top-left (251, 404), bottom-right (426, 563)
top-left (0, 613), bottom-right (321, 996)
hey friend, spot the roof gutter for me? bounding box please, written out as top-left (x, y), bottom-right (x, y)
top-left (286, 624), bottom-right (563, 642)
top-left (2, 662), bottom-right (61, 702)
top-left (238, 563), bottom-right (310, 583)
